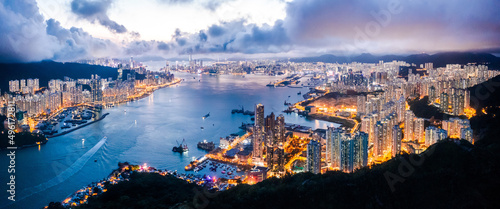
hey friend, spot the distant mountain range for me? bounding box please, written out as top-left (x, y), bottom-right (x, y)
top-left (0, 61), bottom-right (118, 94)
top-left (290, 52), bottom-right (500, 69)
top-left (133, 55), bottom-right (215, 62)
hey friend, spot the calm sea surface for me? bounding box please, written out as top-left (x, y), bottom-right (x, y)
top-left (0, 67), bottom-right (338, 208)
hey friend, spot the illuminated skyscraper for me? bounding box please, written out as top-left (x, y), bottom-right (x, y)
top-left (460, 127), bottom-right (473, 143)
top-left (392, 125), bottom-right (402, 157)
top-left (374, 120), bottom-right (388, 157)
top-left (306, 139), bottom-right (321, 174)
top-left (9, 80), bottom-right (19, 93)
top-left (440, 92), bottom-right (449, 113)
top-left (353, 132), bottom-right (369, 168)
top-left (253, 104), bottom-right (265, 160)
top-left (404, 110), bottom-right (414, 141)
top-left (326, 127), bottom-right (343, 168)
top-left (357, 95), bottom-right (366, 116)
top-left (275, 114), bottom-right (285, 145)
top-left (428, 86), bottom-right (436, 104)
top-left (425, 126), bottom-right (448, 147)
top-left (91, 75), bottom-right (103, 103)
top-left (262, 111), bottom-right (286, 175)
top-left (414, 118), bottom-right (424, 143)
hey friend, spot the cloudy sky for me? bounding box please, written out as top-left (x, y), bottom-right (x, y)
top-left (1, 0), bottom-right (499, 62)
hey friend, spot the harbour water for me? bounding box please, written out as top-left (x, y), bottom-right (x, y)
top-left (0, 71), bottom-right (339, 208)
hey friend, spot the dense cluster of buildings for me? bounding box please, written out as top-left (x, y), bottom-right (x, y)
top-left (277, 62), bottom-right (496, 175)
top-left (252, 104), bottom-right (287, 176)
top-left (351, 63), bottom-right (497, 163)
top-left (1, 66), bottom-right (175, 130)
top-left (324, 128), bottom-right (368, 173)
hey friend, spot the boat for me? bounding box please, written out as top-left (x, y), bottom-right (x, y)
top-left (297, 91), bottom-right (302, 95)
top-left (201, 126), bottom-right (204, 130)
top-left (202, 112), bottom-right (210, 119)
top-left (197, 140), bottom-right (215, 151)
top-left (185, 162), bottom-right (195, 171)
top-left (221, 170), bottom-right (226, 174)
top-left (172, 139), bottom-right (189, 153)
top-left (266, 82), bottom-right (275, 87)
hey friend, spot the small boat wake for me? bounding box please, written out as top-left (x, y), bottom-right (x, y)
top-left (15, 136), bottom-right (108, 204)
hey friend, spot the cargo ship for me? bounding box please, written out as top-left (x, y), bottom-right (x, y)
top-left (197, 140), bottom-right (215, 151)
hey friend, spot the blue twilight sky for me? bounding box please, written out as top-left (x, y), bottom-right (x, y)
top-left (0, 0), bottom-right (499, 62)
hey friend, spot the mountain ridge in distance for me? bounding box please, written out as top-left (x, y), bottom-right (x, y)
top-left (290, 52), bottom-right (500, 69)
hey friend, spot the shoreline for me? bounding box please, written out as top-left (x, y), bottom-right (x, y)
top-left (45, 78), bottom-right (183, 139)
top-left (46, 113), bottom-right (110, 138)
top-left (306, 113), bottom-right (356, 129)
top-left (106, 78), bottom-right (183, 106)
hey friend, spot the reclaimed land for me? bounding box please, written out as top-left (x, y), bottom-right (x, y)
top-left (46, 113), bottom-right (110, 138)
top-left (306, 113), bottom-right (356, 129)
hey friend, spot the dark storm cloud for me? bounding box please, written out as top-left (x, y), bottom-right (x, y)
top-left (46, 18), bottom-right (118, 61)
top-left (208, 25), bottom-right (225, 37)
top-left (199, 30), bottom-right (208, 42)
top-left (0, 0), bottom-right (119, 62)
top-left (157, 42), bottom-right (170, 51)
top-left (70, 0), bottom-right (127, 33)
top-left (0, 0), bottom-right (57, 62)
top-left (125, 40), bottom-right (153, 55)
top-left (170, 19), bottom-right (291, 55)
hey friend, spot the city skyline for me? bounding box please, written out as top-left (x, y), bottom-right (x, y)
top-left (1, 0), bottom-right (500, 63)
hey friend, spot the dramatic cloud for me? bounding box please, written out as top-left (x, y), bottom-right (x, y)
top-left (1, 0), bottom-right (500, 63)
top-left (0, 0), bottom-right (59, 62)
top-left (161, 19), bottom-right (291, 55)
top-left (46, 18), bottom-right (120, 60)
top-left (283, 0), bottom-right (500, 55)
top-left (0, 0), bottom-right (119, 62)
top-left (70, 0), bottom-right (127, 33)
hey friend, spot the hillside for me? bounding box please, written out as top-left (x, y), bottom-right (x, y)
top-left (202, 140), bottom-right (499, 209)
top-left (0, 61), bottom-right (118, 94)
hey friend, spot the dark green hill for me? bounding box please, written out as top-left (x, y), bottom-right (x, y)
top-left (0, 61), bottom-right (118, 94)
top-left (76, 172), bottom-right (199, 209)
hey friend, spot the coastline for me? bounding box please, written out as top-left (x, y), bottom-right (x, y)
top-left (306, 113), bottom-right (356, 129)
top-left (46, 113), bottom-right (110, 138)
top-left (45, 78), bottom-right (183, 139)
top-left (127, 78), bottom-right (183, 102)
